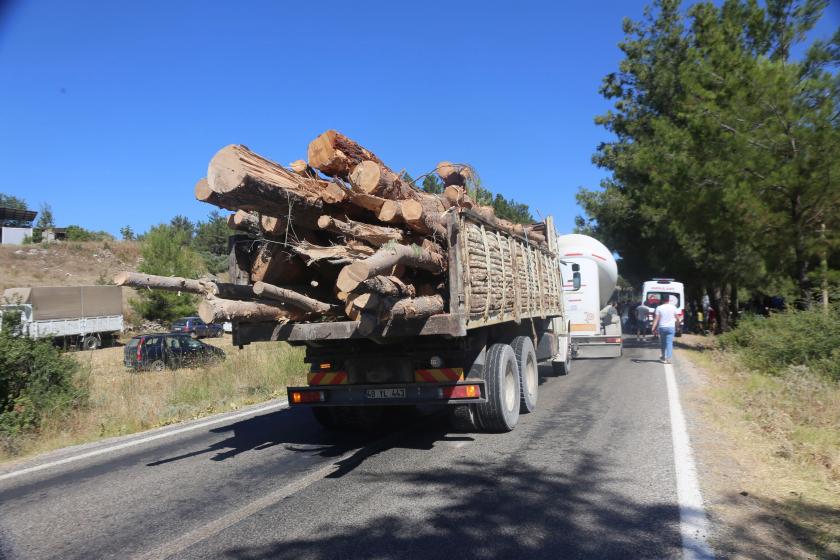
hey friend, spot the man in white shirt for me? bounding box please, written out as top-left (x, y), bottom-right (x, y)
top-left (652, 296), bottom-right (681, 363)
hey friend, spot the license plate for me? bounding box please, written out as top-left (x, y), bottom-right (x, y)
top-left (365, 388), bottom-right (406, 399)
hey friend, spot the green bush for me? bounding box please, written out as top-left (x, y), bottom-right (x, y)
top-left (720, 306), bottom-right (840, 381)
top-left (0, 313), bottom-right (88, 439)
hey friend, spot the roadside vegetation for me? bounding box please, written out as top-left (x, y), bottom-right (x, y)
top-left (679, 306), bottom-right (840, 556)
top-left (0, 335), bottom-right (305, 462)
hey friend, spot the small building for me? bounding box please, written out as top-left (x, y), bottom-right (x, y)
top-left (0, 206), bottom-right (38, 245)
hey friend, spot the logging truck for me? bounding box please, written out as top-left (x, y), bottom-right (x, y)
top-left (115, 131), bottom-right (573, 432)
top-left (228, 212), bottom-right (572, 433)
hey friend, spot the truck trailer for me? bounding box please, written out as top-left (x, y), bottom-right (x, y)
top-left (556, 234), bottom-right (622, 358)
top-left (0, 285), bottom-right (123, 350)
top-left (232, 212), bottom-right (572, 433)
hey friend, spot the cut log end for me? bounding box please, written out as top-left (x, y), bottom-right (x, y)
top-left (207, 145), bottom-right (249, 194)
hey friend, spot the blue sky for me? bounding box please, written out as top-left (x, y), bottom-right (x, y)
top-left (1, 0), bottom-right (838, 237)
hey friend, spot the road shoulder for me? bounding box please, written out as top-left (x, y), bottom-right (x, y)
top-left (676, 338), bottom-right (840, 559)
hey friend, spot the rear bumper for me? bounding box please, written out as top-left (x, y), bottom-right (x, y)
top-left (287, 380), bottom-right (487, 407)
top-left (571, 335), bottom-right (622, 358)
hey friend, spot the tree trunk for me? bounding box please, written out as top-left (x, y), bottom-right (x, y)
top-left (436, 162), bottom-right (471, 187)
top-left (291, 240), bottom-right (375, 265)
top-left (199, 297), bottom-right (305, 324)
top-left (336, 243), bottom-right (446, 293)
top-left (250, 243), bottom-right (309, 285)
top-left (791, 191), bottom-right (810, 308)
top-left (348, 160), bottom-right (415, 200)
top-left (307, 130), bottom-right (384, 179)
top-left (194, 178), bottom-right (223, 206)
top-left (252, 281), bottom-right (334, 314)
top-left (113, 271), bottom-right (254, 300)
top-left (316, 215), bottom-right (405, 245)
top-left (383, 294), bottom-right (445, 319)
top-left (205, 145), bottom-right (341, 222)
top-left (359, 275), bottom-right (416, 298)
top-left (227, 210), bottom-right (258, 232)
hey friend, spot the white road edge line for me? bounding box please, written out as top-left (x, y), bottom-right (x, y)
top-left (665, 362), bottom-right (715, 560)
top-left (0, 400), bottom-right (289, 483)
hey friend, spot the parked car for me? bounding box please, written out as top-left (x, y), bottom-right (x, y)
top-left (171, 316), bottom-right (223, 338)
top-left (124, 333), bottom-right (225, 372)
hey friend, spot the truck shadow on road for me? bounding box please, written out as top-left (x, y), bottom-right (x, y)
top-left (146, 406), bottom-right (472, 473)
top-left (216, 451), bottom-right (683, 559)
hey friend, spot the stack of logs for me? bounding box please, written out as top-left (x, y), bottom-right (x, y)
top-left (116, 130), bottom-right (548, 334)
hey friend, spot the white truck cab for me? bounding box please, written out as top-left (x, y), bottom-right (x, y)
top-left (641, 279), bottom-right (685, 335)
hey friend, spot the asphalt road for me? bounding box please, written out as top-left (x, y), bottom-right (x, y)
top-left (0, 338), bottom-right (701, 559)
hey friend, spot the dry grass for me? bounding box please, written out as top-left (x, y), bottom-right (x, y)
top-left (0, 336), bottom-right (306, 462)
top-left (678, 336), bottom-right (840, 555)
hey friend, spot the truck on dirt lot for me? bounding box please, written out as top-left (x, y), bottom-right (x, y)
top-left (556, 234), bottom-right (622, 358)
top-left (0, 285), bottom-right (123, 350)
top-left (232, 212), bottom-right (573, 433)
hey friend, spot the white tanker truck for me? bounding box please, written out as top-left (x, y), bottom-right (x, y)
top-left (557, 234), bottom-right (622, 358)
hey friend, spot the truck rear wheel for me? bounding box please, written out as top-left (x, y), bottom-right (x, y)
top-left (475, 343), bottom-right (520, 433)
top-left (511, 336), bottom-right (538, 413)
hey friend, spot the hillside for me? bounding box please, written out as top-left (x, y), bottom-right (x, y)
top-left (0, 240), bottom-right (143, 321)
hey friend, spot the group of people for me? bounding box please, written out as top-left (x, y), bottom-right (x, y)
top-left (613, 298), bottom-right (681, 364)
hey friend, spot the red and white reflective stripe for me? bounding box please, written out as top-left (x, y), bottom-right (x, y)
top-left (307, 371), bottom-right (348, 385)
top-left (414, 368), bottom-right (465, 383)
top-left (591, 253), bottom-right (607, 261)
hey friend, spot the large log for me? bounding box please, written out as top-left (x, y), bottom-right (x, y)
top-left (252, 281), bottom-right (334, 314)
top-left (336, 243), bottom-right (446, 293)
top-left (360, 275), bottom-right (416, 298)
top-left (348, 160), bottom-right (414, 200)
top-left (199, 297), bottom-right (305, 324)
top-left (291, 240), bottom-right (375, 265)
top-left (113, 271), bottom-right (254, 300)
top-left (383, 294), bottom-right (445, 319)
top-left (194, 178), bottom-right (223, 206)
top-left (251, 243), bottom-right (309, 285)
top-left (316, 215), bottom-right (404, 245)
top-left (205, 145), bottom-right (341, 222)
top-left (227, 210), bottom-right (258, 232)
top-left (436, 162), bottom-right (471, 187)
top-left (307, 130), bottom-right (384, 179)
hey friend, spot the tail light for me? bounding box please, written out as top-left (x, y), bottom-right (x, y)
top-left (438, 384), bottom-right (481, 399)
top-left (291, 390), bottom-right (325, 404)
top-left (136, 339), bottom-right (143, 361)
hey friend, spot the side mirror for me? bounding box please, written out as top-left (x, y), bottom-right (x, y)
top-left (573, 271), bottom-right (581, 291)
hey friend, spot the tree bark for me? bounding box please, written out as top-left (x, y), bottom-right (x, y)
top-left (307, 130), bottom-right (384, 179)
top-left (205, 145), bottom-right (342, 222)
top-left (348, 160), bottom-right (415, 200)
top-left (113, 271), bottom-right (254, 300)
top-left (227, 210), bottom-right (258, 232)
top-left (359, 275), bottom-right (416, 298)
top-left (252, 281), bottom-right (334, 314)
top-left (289, 159), bottom-right (317, 179)
top-left (436, 162), bottom-right (471, 187)
top-left (317, 215), bottom-right (404, 245)
top-left (199, 297), bottom-right (305, 324)
top-left (336, 243), bottom-right (446, 293)
top-left (383, 294), bottom-right (445, 319)
top-left (291, 240), bottom-right (375, 265)
top-left (250, 243), bottom-right (309, 285)
top-left (194, 178), bottom-right (223, 206)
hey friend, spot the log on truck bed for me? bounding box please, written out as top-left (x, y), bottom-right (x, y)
top-left (233, 210), bottom-right (563, 345)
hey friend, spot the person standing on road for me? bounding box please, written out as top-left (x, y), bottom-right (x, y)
top-left (635, 302), bottom-right (651, 341)
top-left (652, 295), bottom-right (681, 363)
